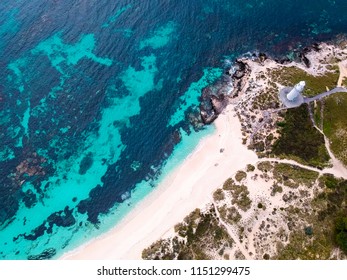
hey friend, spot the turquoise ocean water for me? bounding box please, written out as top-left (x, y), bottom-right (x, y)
top-left (1, 0), bottom-right (347, 259)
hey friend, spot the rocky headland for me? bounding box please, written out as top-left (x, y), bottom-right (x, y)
top-left (142, 41), bottom-right (347, 260)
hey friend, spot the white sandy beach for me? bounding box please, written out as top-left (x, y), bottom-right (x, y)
top-left (61, 105), bottom-right (258, 260)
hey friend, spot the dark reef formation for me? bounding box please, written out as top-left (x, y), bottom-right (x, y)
top-left (14, 206), bottom-right (76, 242)
top-left (199, 59), bottom-right (252, 125)
top-left (0, 151), bottom-right (52, 225)
top-left (27, 248), bottom-right (56, 260)
top-left (15, 152), bottom-right (47, 179)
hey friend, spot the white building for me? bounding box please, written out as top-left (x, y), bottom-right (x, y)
top-left (287, 81), bottom-right (306, 101)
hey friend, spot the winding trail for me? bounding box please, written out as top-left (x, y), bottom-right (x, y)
top-left (257, 158), bottom-right (323, 173)
top-left (213, 203), bottom-right (252, 260)
top-left (321, 135), bottom-right (347, 179)
top-left (257, 157), bottom-right (347, 179)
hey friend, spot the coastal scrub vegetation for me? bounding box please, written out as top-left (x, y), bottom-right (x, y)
top-left (246, 164), bottom-right (255, 172)
top-left (323, 92), bottom-right (347, 166)
top-left (252, 88), bottom-right (280, 110)
top-left (229, 184), bottom-right (252, 212)
top-left (213, 188), bottom-right (225, 201)
top-left (142, 206), bottom-right (233, 260)
top-left (273, 163), bottom-right (319, 188)
top-left (272, 105), bottom-right (330, 168)
top-left (235, 170), bottom-right (247, 182)
top-left (143, 167), bottom-right (347, 260)
top-left (319, 174), bottom-right (347, 255)
top-left (335, 217), bottom-right (347, 254)
top-left (221, 177), bottom-right (252, 212)
top-left (342, 77), bottom-right (347, 87)
top-left (313, 100), bottom-right (323, 129)
top-left (276, 174), bottom-right (347, 259)
top-left (257, 161), bottom-right (273, 173)
top-left (270, 65), bottom-right (340, 97)
top-left (222, 178), bottom-right (235, 191)
top-left (257, 161), bottom-right (319, 189)
top-left (218, 205), bottom-right (242, 225)
top-left (270, 183), bottom-right (283, 196)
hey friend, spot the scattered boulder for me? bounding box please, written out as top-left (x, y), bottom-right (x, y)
top-left (232, 60), bottom-right (247, 79)
top-left (299, 52), bottom-right (311, 68)
top-left (311, 43), bottom-right (321, 52)
top-left (258, 53), bottom-right (267, 63)
top-left (275, 56), bottom-right (292, 65)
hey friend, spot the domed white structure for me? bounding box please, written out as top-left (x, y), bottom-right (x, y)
top-left (287, 81), bottom-right (306, 101)
top-left (279, 81), bottom-right (306, 108)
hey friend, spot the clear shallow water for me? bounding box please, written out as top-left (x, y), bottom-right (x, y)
top-left (1, 0), bottom-right (347, 259)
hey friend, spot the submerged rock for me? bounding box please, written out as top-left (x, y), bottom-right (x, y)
top-left (27, 248), bottom-right (56, 260)
top-left (21, 206), bottom-right (76, 241)
top-left (79, 152), bottom-right (94, 175)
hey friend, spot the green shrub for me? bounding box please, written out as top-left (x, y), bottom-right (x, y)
top-left (323, 92), bottom-right (347, 166)
top-left (246, 164), bottom-right (255, 172)
top-left (334, 216), bottom-right (347, 254)
top-left (223, 178), bottom-right (235, 190)
top-left (272, 105), bottom-right (330, 168)
top-left (213, 189), bottom-right (225, 201)
top-left (235, 171), bottom-right (247, 182)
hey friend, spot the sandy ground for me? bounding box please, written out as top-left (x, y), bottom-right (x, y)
top-left (338, 61), bottom-right (347, 87)
top-left (61, 105), bottom-right (258, 260)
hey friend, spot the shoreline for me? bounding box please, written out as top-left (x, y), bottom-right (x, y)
top-left (61, 105), bottom-right (258, 259)
top-left (61, 42), bottom-right (347, 260)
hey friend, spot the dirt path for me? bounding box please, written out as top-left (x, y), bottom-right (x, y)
top-left (258, 157), bottom-right (347, 179)
top-left (321, 134), bottom-right (347, 178)
top-left (213, 203), bottom-right (252, 260)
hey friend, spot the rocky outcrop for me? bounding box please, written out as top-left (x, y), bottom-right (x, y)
top-left (258, 52), bottom-right (268, 64)
top-left (275, 56), bottom-right (292, 65)
top-left (299, 52), bottom-right (311, 68)
top-left (199, 59), bottom-right (252, 124)
top-left (200, 87), bottom-right (218, 124)
top-left (211, 94), bottom-right (228, 114)
top-left (231, 59), bottom-right (248, 79)
top-left (229, 60), bottom-right (252, 97)
top-left (273, 43), bottom-right (324, 67)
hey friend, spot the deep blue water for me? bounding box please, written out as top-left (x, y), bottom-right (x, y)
top-left (1, 0), bottom-right (347, 259)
